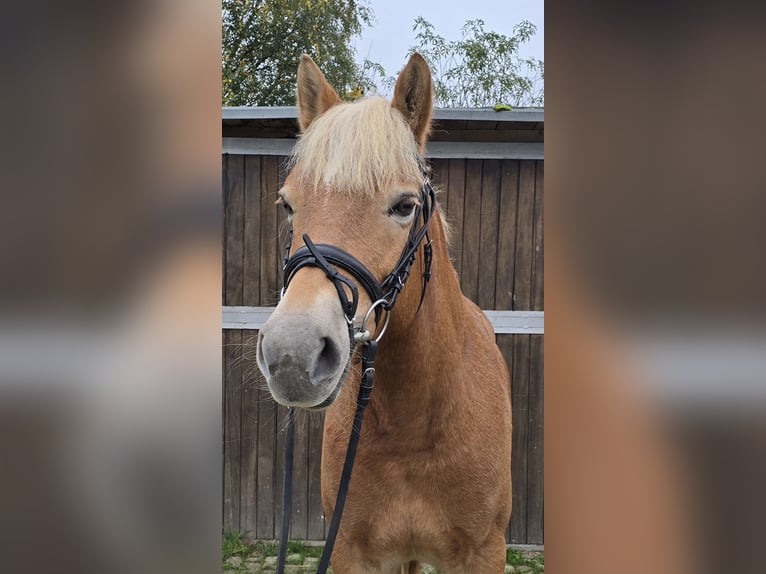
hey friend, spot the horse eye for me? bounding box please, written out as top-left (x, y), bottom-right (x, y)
top-left (390, 198), bottom-right (417, 218)
top-left (277, 194), bottom-right (294, 219)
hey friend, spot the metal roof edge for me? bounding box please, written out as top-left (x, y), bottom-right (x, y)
top-left (222, 106), bottom-right (543, 123)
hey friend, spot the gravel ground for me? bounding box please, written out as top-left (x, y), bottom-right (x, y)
top-left (223, 550), bottom-right (544, 573)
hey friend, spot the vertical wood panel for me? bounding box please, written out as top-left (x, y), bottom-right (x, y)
top-left (255, 386), bottom-right (276, 539)
top-left (307, 413), bottom-right (326, 539)
top-left (223, 330), bottom-right (242, 531)
top-left (274, 404), bottom-right (289, 540)
top-left (510, 160), bottom-right (537, 543)
top-left (255, 156), bottom-right (279, 539)
top-left (276, 156), bottom-right (290, 281)
top-left (495, 160), bottom-right (520, 311)
top-left (429, 159), bottom-right (449, 218)
top-left (260, 155), bottom-right (280, 307)
top-left (526, 161), bottom-right (545, 543)
top-left (526, 336), bottom-right (544, 544)
top-left (288, 410), bottom-right (310, 539)
top-left (240, 155), bottom-right (264, 533)
top-left (509, 333), bottom-right (530, 543)
top-left (478, 159), bottom-right (501, 308)
top-left (239, 332), bottom-right (261, 536)
top-left (514, 161), bottom-right (536, 310)
top-left (243, 156), bottom-right (262, 306)
top-left (497, 334), bottom-right (515, 544)
top-left (446, 159), bottom-right (466, 275)
top-left (223, 154), bottom-right (244, 531)
top-left (225, 155), bottom-right (245, 306)
top-left (460, 160), bottom-right (483, 302)
top-left (532, 161), bottom-right (544, 311)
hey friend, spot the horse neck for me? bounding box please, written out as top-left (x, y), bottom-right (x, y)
top-left (371, 209), bottom-right (466, 409)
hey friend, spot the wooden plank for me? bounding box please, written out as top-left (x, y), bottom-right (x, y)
top-left (289, 410), bottom-right (310, 539)
top-left (307, 412), bottom-right (326, 540)
top-left (495, 160), bottom-right (520, 310)
top-left (243, 156), bottom-right (262, 306)
top-left (222, 307), bottom-right (543, 334)
top-left (223, 154), bottom-right (245, 532)
top-left (239, 331), bottom-right (261, 536)
top-left (513, 161), bottom-right (536, 310)
top-left (429, 129), bottom-right (545, 143)
top-left (276, 156), bottom-right (291, 280)
top-left (427, 141), bottom-right (544, 160)
top-left (223, 307), bottom-right (274, 329)
top-left (256, 385), bottom-right (277, 539)
top-left (460, 160), bottom-right (483, 303)
top-left (478, 159), bottom-right (501, 309)
top-left (224, 155), bottom-right (245, 306)
top-left (532, 161), bottom-right (544, 312)
top-left (428, 159), bottom-right (449, 228)
top-left (526, 161), bottom-right (544, 544)
top-left (446, 159), bottom-right (466, 276)
top-left (509, 333), bottom-right (530, 543)
top-left (260, 156), bottom-right (280, 307)
top-left (496, 334), bottom-right (515, 543)
top-left (222, 138), bottom-right (544, 160)
top-left (526, 335), bottom-right (544, 544)
top-left (223, 330), bottom-right (242, 531)
top-left (223, 106), bottom-right (299, 120)
top-left (466, 119), bottom-right (497, 130)
top-left (431, 108), bottom-right (543, 123)
top-left (223, 138), bottom-right (295, 156)
top-left (274, 404), bottom-right (290, 541)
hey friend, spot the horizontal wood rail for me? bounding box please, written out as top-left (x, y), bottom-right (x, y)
top-left (222, 306), bottom-right (543, 334)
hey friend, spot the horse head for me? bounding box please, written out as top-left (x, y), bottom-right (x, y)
top-left (256, 53), bottom-right (433, 409)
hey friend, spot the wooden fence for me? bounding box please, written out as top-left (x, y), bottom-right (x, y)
top-left (222, 109), bottom-right (543, 545)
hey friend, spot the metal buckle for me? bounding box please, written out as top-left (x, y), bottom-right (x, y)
top-left (353, 298), bottom-right (391, 343)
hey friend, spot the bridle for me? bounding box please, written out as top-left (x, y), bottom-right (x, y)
top-left (275, 158), bottom-right (436, 574)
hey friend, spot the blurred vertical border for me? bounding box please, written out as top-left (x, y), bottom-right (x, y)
top-left (547, 1), bottom-right (766, 574)
top-left (3, 1), bottom-right (766, 573)
top-left (0, 1), bottom-right (221, 573)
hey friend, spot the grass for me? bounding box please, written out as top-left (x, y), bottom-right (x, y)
top-left (223, 530), bottom-right (251, 562)
top-left (507, 548), bottom-right (545, 573)
top-left (222, 531), bottom-right (543, 572)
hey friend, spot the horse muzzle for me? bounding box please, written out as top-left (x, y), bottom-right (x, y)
top-left (256, 305), bottom-right (350, 409)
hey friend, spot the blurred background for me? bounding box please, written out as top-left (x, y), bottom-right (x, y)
top-left (0, 0), bottom-right (765, 573)
top-left (0, 1), bottom-right (221, 573)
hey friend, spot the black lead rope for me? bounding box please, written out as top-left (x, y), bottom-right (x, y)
top-left (316, 340), bottom-right (377, 573)
top-left (276, 411), bottom-right (295, 573)
top-left (276, 342), bottom-right (377, 574)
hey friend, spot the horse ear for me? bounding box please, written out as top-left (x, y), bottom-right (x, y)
top-left (296, 54), bottom-right (341, 132)
top-left (392, 53), bottom-right (433, 148)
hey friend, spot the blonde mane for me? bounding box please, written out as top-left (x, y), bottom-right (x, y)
top-left (289, 97), bottom-right (423, 195)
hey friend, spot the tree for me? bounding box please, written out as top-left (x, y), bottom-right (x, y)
top-left (402, 17), bottom-right (544, 108)
top-left (222, 0), bottom-right (373, 106)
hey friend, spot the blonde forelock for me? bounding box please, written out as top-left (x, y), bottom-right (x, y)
top-left (289, 97), bottom-right (422, 195)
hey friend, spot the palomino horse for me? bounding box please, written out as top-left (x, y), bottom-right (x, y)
top-left (256, 53), bottom-right (512, 573)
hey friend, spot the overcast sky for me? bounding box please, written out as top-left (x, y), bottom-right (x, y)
top-left (354, 0), bottom-right (544, 87)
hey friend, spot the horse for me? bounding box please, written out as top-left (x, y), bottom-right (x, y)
top-left (256, 53), bottom-right (512, 573)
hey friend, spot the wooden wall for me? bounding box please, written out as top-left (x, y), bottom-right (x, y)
top-left (222, 153), bottom-right (544, 544)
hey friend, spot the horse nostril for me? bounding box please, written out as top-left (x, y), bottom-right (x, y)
top-left (256, 332), bottom-right (270, 378)
top-left (310, 337), bottom-right (341, 385)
